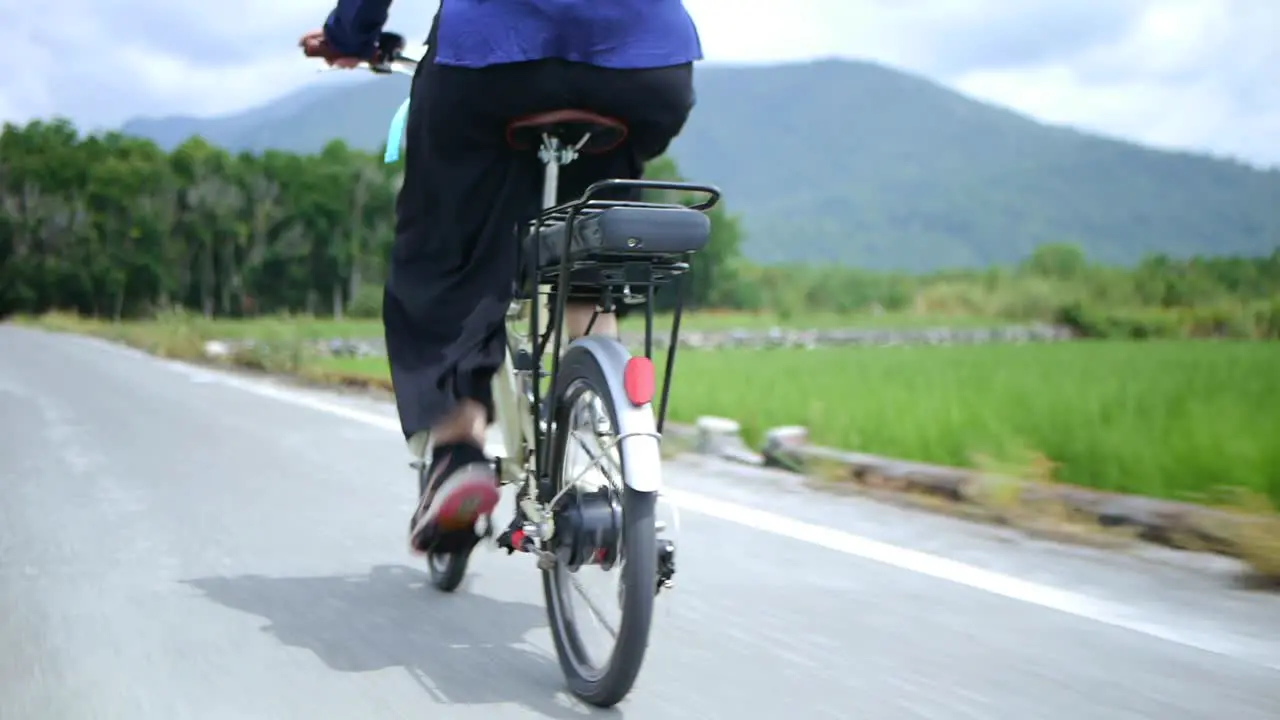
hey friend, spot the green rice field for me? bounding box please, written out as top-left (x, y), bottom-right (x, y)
top-left (321, 341), bottom-right (1280, 506)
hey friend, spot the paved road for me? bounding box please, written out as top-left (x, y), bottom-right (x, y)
top-left (2, 326), bottom-right (1279, 720)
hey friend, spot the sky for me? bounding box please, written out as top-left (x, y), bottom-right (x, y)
top-left (0, 0), bottom-right (1276, 167)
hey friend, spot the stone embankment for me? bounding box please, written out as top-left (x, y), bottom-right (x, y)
top-left (677, 418), bottom-right (1277, 582)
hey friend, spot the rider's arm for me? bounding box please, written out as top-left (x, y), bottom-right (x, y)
top-left (323, 0), bottom-right (393, 58)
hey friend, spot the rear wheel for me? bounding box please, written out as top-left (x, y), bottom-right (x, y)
top-left (542, 344), bottom-right (659, 708)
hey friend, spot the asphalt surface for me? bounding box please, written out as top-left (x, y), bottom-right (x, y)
top-left (2, 325), bottom-right (1279, 720)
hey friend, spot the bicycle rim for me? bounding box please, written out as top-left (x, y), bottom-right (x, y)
top-left (542, 344), bottom-right (658, 707)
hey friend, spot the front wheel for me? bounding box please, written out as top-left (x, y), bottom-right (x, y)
top-left (419, 461), bottom-right (472, 593)
top-left (542, 344), bottom-right (659, 708)
top-left (427, 550), bottom-right (469, 592)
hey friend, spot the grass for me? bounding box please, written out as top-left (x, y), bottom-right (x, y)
top-left (22, 308), bottom-right (369, 344)
top-left (666, 342), bottom-right (1280, 508)
top-left (317, 340), bottom-right (1280, 507)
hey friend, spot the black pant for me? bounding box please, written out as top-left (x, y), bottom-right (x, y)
top-left (383, 44), bottom-right (695, 440)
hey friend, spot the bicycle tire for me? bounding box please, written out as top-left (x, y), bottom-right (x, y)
top-left (427, 549), bottom-right (469, 592)
top-left (542, 343), bottom-right (659, 708)
top-left (418, 462), bottom-right (470, 593)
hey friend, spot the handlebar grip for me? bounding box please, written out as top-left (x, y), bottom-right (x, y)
top-left (375, 32), bottom-right (406, 62)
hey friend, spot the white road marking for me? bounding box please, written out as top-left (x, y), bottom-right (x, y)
top-left (145, 348), bottom-right (1279, 671)
top-left (662, 488), bottom-right (1276, 670)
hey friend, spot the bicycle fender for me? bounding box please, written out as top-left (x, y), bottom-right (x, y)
top-left (570, 336), bottom-right (662, 493)
top-left (384, 96), bottom-right (411, 164)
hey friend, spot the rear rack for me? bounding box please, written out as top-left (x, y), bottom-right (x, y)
top-left (523, 178), bottom-right (721, 440)
top-left (522, 179), bottom-right (720, 288)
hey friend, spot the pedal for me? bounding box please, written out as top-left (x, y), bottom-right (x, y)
top-left (496, 526), bottom-right (538, 556)
top-left (496, 529), bottom-right (516, 554)
top-left (496, 527), bottom-right (520, 555)
top-left (496, 523), bottom-right (559, 571)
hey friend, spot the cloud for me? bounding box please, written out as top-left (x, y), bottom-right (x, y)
top-left (948, 0), bottom-right (1280, 165)
top-left (678, 0), bottom-right (1151, 77)
top-left (0, 0), bottom-right (1276, 166)
top-left (0, 0), bottom-right (434, 128)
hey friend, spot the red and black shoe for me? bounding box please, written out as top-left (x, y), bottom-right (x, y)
top-left (408, 442), bottom-right (500, 555)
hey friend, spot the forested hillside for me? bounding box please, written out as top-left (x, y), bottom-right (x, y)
top-left (4, 118), bottom-right (1279, 342)
top-left (120, 59), bottom-right (1280, 270)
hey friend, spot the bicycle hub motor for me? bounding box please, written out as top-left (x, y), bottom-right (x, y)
top-left (552, 487), bottom-right (624, 572)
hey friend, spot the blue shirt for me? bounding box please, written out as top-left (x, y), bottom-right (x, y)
top-left (325, 0), bottom-right (703, 69)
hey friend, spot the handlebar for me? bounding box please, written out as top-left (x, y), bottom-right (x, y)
top-left (310, 31), bottom-right (424, 76)
top-left (301, 30), bottom-right (423, 164)
top-left (367, 47), bottom-right (424, 77)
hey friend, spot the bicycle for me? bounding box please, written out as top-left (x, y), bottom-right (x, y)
top-left (320, 32), bottom-right (720, 707)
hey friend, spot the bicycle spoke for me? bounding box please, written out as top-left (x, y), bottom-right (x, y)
top-left (550, 428), bottom-right (622, 507)
top-left (569, 574), bottom-right (619, 639)
top-left (570, 428), bottom-right (622, 484)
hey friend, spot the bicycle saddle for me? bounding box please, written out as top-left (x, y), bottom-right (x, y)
top-left (506, 109), bottom-right (628, 154)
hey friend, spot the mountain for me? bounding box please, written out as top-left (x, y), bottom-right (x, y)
top-left (120, 60), bottom-right (1280, 271)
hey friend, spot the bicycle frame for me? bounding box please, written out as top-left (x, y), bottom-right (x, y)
top-left (493, 137), bottom-right (721, 537)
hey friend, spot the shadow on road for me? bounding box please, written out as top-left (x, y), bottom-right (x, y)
top-left (184, 564), bottom-right (618, 719)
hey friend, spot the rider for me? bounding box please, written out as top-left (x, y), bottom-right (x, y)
top-left (301, 1), bottom-right (703, 555)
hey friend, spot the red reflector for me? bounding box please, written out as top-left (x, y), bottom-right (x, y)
top-left (623, 357), bottom-right (656, 407)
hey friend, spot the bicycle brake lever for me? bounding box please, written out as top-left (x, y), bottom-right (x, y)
top-left (376, 31), bottom-right (407, 62)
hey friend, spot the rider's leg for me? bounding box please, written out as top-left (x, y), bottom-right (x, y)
top-left (428, 399), bottom-right (488, 447)
top-left (388, 49), bottom-right (538, 552)
top-left (565, 303), bottom-right (618, 339)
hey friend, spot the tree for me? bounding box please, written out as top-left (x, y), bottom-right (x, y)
top-left (1021, 243), bottom-right (1087, 281)
top-left (4, 118), bottom-right (1278, 334)
top-left (642, 155), bottom-right (746, 309)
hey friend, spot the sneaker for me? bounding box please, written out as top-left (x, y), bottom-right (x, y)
top-left (409, 442), bottom-right (500, 554)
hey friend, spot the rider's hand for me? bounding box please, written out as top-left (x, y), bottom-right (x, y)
top-left (299, 29), bottom-right (362, 68)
